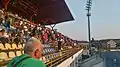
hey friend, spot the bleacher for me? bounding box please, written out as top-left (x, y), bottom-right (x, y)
top-left (0, 43), bottom-right (24, 66)
top-left (0, 5), bottom-right (80, 66)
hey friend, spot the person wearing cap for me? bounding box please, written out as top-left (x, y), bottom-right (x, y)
top-left (7, 38), bottom-right (46, 67)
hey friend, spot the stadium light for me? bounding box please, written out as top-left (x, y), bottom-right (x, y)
top-left (86, 0), bottom-right (92, 50)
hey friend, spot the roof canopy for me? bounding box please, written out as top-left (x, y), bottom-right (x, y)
top-left (0, 0), bottom-right (74, 25)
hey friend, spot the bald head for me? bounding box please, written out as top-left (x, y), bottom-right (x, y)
top-left (24, 38), bottom-right (43, 59)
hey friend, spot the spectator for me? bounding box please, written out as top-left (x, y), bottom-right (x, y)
top-left (0, 8), bottom-right (4, 25)
top-left (0, 8), bottom-right (4, 19)
top-left (7, 38), bottom-right (46, 67)
top-left (4, 15), bottom-right (10, 32)
top-left (42, 30), bottom-right (48, 44)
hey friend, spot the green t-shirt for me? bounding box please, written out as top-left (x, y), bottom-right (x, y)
top-left (7, 54), bottom-right (46, 67)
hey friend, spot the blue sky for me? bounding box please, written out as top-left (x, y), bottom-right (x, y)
top-left (55, 0), bottom-right (120, 41)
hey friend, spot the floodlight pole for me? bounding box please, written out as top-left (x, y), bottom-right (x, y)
top-left (86, 0), bottom-right (92, 50)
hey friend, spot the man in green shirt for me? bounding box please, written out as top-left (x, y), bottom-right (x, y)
top-left (7, 38), bottom-right (46, 67)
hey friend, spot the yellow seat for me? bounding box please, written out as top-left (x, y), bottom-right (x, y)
top-left (0, 52), bottom-right (8, 60)
top-left (9, 52), bottom-right (16, 58)
top-left (5, 43), bottom-right (11, 49)
top-left (11, 44), bottom-right (18, 49)
top-left (16, 51), bottom-right (22, 56)
top-left (0, 43), bottom-right (7, 50)
top-left (18, 44), bottom-right (23, 49)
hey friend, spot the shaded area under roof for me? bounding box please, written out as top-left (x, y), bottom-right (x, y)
top-left (0, 0), bottom-right (74, 25)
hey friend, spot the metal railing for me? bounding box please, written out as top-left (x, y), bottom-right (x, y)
top-left (0, 48), bottom-right (81, 67)
top-left (46, 48), bottom-right (81, 67)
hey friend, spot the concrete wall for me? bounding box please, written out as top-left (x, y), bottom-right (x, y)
top-left (78, 54), bottom-right (104, 67)
top-left (92, 61), bottom-right (105, 67)
top-left (76, 51), bottom-right (120, 67)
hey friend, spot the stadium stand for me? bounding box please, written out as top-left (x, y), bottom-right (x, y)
top-left (0, 0), bottom-right (85, 66)
top-left (0, 8), bottom-right (80, 67)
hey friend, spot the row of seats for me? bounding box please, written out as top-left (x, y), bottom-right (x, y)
top-left (0, 43), bottom-right (56, 51)
top-left (0, 51), bottom-right (60, 64)
top-left (0, 48), bottom-right (79, 67)
top-left (0, 51), bottom-right (24, 61)
top-left (0, 43), bottom-right (57, 56)
top-left (40, 52), bottom-right (61, 63)
top-left (0, 43), bottom-right (25, 50)
top-left (0, 43), bottom-right (58, 66)
top-left (46, 49), bottom-right (78, 66)
top-left (43, 48), bottom-right (56, 55)
top-left (0, 50), bottom-right (60, 64)
top-left (43, 44), bottom-right (51, 48)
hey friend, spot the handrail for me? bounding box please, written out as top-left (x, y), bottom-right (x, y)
top-left (46, 48), bottom-right (80, 67)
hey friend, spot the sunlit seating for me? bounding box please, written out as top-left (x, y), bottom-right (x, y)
top-left (0, 52), bottom-right (8, 60)
top-left (0, 43), bottom-right (7, 50)
top-left (16, 51), bottom-right (22, 56)
top-left (18, 44), bottom-right (23, 49)
top-left (9, 52), bottom-right (16, 58)
top-left (12, 44), bottom-right (18, 49)
top-left (5, 43), bottom-right (11, 49)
